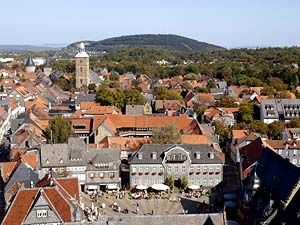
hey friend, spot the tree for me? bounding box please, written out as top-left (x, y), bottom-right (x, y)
top-left (153, 86), bottom-right (184, 103)
top-left (151, 125), bottom-right (182, 144)
top-left (268, 121), bottom-right (285, 139)
top-left (88, 83), bottom-right (96, 91)
top-left (113, 89), bottom-right (126, 109)
top-left (166, 176), bottom-right (175, 189)
top-left (184, 73), bottom-right (198, 80)
top-left (267, 77), bottom-right (287, 91)
top-left (261, 86), bottom-right (275, 96)
top-left (110, 71), bottom-right (119, 81)
top-left (238, 104), bottom-right (254, 124)
top-left (45, 116), bottom-right (71, 144)
top-left (0, 85), bottom-right (4, 92)
top-left (95, 88), bottom-right (115, 106)
top-left (287, 118), bottom-right (300, 128)
top-left (125, 88), bottom-right (145, 105)
top-left (217, 96), bottom-right (238, 107)
top-left (213, 121), bottom-right (230, 147)
top-left (249, 120), bottom-right (268, 134)
top-left (182, 81), bottom-right (193, 90)
top-left (181, 177), bottom-right (188, 191)
top-left (206, 80), bottom-right (216, 89)
top-left (54, 77), bottom-right (70, 91)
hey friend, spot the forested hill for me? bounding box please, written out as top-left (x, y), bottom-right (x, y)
top-left (65, 34), bottom-right (225, 54)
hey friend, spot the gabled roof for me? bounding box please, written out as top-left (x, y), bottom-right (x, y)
top-left (99, 136), bottom-right (151, 151)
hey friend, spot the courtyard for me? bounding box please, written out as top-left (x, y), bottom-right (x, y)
top-left (80, 188), bottom-right (223, 221)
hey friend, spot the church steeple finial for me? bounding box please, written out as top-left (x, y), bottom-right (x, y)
top-left (79, 42), bottom-right (85, 52)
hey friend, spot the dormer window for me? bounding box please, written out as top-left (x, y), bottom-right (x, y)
top-left (138, 153), bottom-right (143, 160)
top-left (59, 158), bottom-right (64, 164)
top-left (195, 152), bottom-right (200, 159)
top-left (46, 159), bottom-right (49, 164)
top-left (36, 209), bottom-right (48, 218)
top-left (152, 152), bottom-right (157, 159)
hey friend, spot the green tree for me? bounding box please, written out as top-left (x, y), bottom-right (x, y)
top-left (182, 81), bottom-right (193, 90)
top-left (0, 85), bottom-right (4, 92)
top-left (268, 121), bottom-right (285, 139)
top-left (113, 89), bottom-right (126, 109)
top-left (88, 83), bottom-right (96, 91)
top-left (267, 77), bottom-right (287, 91)
top-left (261, 86), bottom-right (275, 96)
top-left (287, 118), bottom-right (300, 128)
top-left (110, 71), bottom-right (119, 81)
top-left (213, 121), bottom-right (230, 147)
top-left (125, 88), bottom-right (145, 105)
top-left (238, 104), bottom-right (254, 124)
top-left (151, 125), bottom-right (182, 144)
top-left (153, 86), bottom-right (184, 103)
top-left (54, 77), bottom-right (70, 91)
top-left (166, 176), bottom-right (175, 189)
top-left (45, 116), bottom-right (71, 144)
top-left (184, 73), bottom-right (198, 80)
top-left (249, 120), bottom-right (268, 134)
top-left (206, 80), bottom-right (216, 89)
top-left (181, 177), bottom-right (188, 191)
top-left (95, 88), bottom-right (115, 106)
top-left (217, 96), bottom-right (238, 107)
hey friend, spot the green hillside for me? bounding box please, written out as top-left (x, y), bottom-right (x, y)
top-left (68, 34), bottom-right (225, 53)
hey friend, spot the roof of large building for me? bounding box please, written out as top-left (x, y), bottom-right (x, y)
top-left (130, 144), bottom-right (223, 165)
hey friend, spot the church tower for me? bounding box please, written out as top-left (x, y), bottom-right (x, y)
top-left (75, 42), bottom-right (90, 89)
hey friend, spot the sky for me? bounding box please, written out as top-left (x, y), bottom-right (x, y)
top-left (1, 0), bottom-right (300, 48)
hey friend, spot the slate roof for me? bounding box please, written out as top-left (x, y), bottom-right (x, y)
top-left (89, 69), bottom-right (103, 84)
top-left (4, 162), bottom-right (38, 191)
top-left (25, 57), bottom-right (35, 67)
top-left (126, 105), bottom-right (144, 115)
top-left (40, 138), bottom-right (86, 167)
top-left (129, 144), bottom-right (223, 165)
top-left (75, 94), bottom-right (96, 105)
top-left (84, 148), bottom-right (120, 170)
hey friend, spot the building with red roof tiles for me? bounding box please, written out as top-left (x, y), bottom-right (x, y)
top-left (1, 177), bottom-right (84, 225)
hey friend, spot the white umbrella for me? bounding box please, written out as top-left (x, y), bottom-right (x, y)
top-left (136, 185), bottom-right (148, 190)
top-left (151, 184), bottom-right (170, 191)
top-left (188, 184), bottom-right (200, 190)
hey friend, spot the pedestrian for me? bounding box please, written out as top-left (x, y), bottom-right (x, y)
top-left (137, 202), bottom-right (139, 207)
top-left (151, 209), bottom-right (154, 215)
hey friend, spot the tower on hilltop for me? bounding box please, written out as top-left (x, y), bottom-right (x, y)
top-left (75, 42), bottom-right (90, 89)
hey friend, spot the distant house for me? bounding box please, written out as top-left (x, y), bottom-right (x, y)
top-left (129, 144), bottom-right (223, 188)
top-left (281, 128), bottom-right (300, 140)
top-left (260, 99), bottom-right (300, 124)
top-left (2, 177), bottom-right (84, 225)
top-left (265, 140), bottom-right (300, 166)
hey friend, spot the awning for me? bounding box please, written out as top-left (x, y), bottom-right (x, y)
top-left (106, 184), bottom-right (118, 190)
top-left (136, 185), bottom-right (148, 190)
top-left (151, 184), bottom-right (170, 191)
top-left (188, 185), bottom-right (200, 190)
top-left (86, 185), bottom-right (98, 190)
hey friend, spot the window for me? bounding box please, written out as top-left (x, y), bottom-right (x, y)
top-left (80, 79), bottom-right (83, 84)
top-left (132, 167), bottom-right (136, 173)
top-left (36, 209), bottom-right (48, 218)
top-left (182, 166), bottom-right (186, 173)
top-left (167, 166), bottom-right (171, 173)
top-left (99, 172), bottom-right (104, 178)
top-left (146, 167), bottom-right (149, 172)
top-left (109, 172), bottom-right (115, 178)
top-left (294, 149), bottom-right (297, 156)
top-left (80, 60), bottom-right (82, 63)
top-left (89, 173), bottom-right (95, 178)
top-left (175, 166), bottom-right (179, 173)
top-left (80, 67), bottom-right (83, 72)
top-left (196, 166), bottom-right (201, 172)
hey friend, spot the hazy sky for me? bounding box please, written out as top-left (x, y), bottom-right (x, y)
top-left (1, 0), bottom-right (299, 47)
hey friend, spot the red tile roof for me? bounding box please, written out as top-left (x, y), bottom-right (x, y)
top-left (2, 189), bottom-right (38, 225)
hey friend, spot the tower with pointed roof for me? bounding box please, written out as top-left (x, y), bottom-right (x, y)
top-left (43, 58), bottom-right (52, 76)
top-left (75, 42), bottom-right (90, 89)
top-left (25, 56), bottom-right (36, 73)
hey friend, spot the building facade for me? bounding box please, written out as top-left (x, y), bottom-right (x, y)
top-left (129, 144), bottom-right (223, 188)
top-left (261, 99), bottom-right (300, 124)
